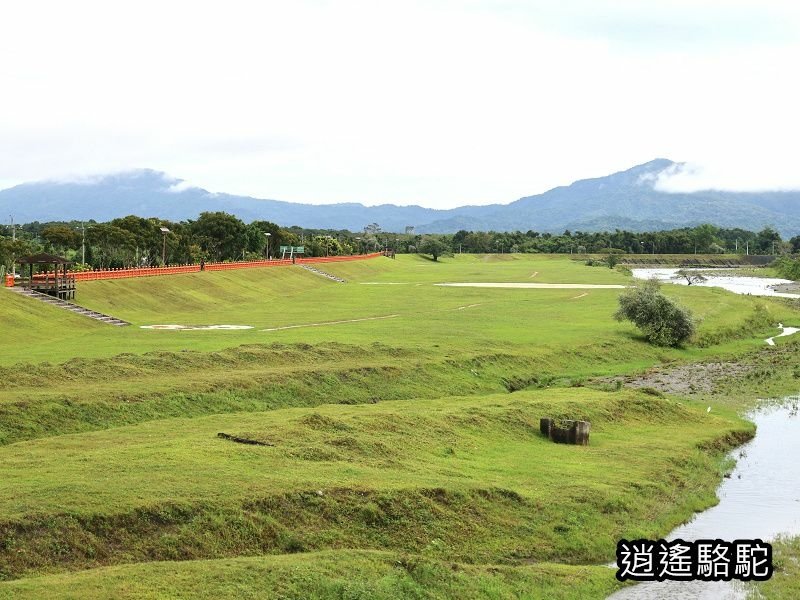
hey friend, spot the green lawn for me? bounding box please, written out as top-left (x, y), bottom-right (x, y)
top-left (1, 253), bottom-right (797, 598)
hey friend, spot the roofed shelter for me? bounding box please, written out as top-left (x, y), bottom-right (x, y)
top-left (17, 253), bottom-right (76, 300)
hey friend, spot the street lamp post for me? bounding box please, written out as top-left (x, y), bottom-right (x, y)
top-left (355, 237), bottom-right (361, 254)
top-left (264, 232), bottom-right (272, 259)
top-left (160, 227), bottom-right (170, 265)
top-left (9, 215), bottom-right (15, 276)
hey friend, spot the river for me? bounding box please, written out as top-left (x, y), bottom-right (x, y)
top-left (608, 401), bottom-right (800, 599)
top-left (630, 268), bottom-right (800, 299)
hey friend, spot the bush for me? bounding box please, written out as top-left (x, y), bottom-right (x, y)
top-left (614, 279), bottom-right (695, 347)
top-left (774, 256), bottom-right (800, 281)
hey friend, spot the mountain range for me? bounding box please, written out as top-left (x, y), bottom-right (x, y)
top-left (3, 159), bottom-right (800, 235)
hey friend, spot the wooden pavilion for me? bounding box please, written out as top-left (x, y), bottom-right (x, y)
top-left (17, 253), bottom-right (76, 300)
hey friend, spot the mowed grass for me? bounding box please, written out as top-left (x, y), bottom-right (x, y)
top-left (0, 550), bottom-right (622, 600)
top-left (1, 253), bottom-right (793, 365)
top-left (0, 253), bottom-right (795, 598)
top-left (0, 389), bottom-right (750, 580)
top-left (0, 254), bottom-right (791, 445)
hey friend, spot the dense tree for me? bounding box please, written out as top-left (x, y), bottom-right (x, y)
top-left (190, 212), bottom-right (247, 261)
top-left (40, 225), bottom-right (81, 255)
top-left (86, 224), bottom-right (137, 268)
top-left (0, 236), bottom-right (32, 272)
top-left (756, 227), bottom-right (781, 254)
top-left (418, 237), bottom-right (449, 261)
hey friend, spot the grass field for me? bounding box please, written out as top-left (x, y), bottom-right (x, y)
top-left (1, 253), bottom-right (798, 598)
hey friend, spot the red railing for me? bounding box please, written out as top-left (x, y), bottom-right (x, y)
top-left (60, 253), bottom-right (384, 282)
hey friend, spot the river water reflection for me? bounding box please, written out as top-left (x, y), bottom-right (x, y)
top-left (608, 402), bottom-right (800, 599)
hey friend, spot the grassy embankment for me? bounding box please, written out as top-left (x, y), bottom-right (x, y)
top-left (0, 390), bottom-right (749, 596)
top-left (0, 253), bottom-right (798, 598)
top-left (1, 254), bottom-right (794, 445)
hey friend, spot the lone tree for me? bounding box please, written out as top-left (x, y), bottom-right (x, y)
top-left (614, 279), bottom-right (695, 347)
top-left (418, 237), bottom-right (449, 261)
top-left (673, 269), bottom-right (707, 286)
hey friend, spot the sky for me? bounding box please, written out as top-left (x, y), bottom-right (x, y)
top-left (1, 0), bottom-right (800, 207)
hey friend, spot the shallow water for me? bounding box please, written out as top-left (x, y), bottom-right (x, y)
top-left (608, 403), bottom-right (800, 599)
top-left (630, 268), bottom-right (800, 299)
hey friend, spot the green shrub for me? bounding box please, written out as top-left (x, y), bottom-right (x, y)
top-left (614, 279), bottom-right (695, 347)
top-left (774, 256), bottom-right (800, 281)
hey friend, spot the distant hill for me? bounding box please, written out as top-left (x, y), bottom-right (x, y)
top-left (3, 160), bottom-right (800, 235)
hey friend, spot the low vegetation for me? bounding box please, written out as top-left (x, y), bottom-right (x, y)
top-left (614, 279), bottom-right (696, 347)
top-left (750, 536), bottom-right (800, 599)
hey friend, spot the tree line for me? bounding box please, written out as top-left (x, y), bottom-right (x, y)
top-left (2, 214), bottom-right (798, 273)
top-left (0, 213), bottom-right (388, 270)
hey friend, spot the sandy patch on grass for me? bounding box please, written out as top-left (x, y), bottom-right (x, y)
top-left (262, 314), bottom-right (399, 332)
top-left (435, 282), bottom-right (625, 289)
top-left (455, 304), bottom-right (482, 310)
top-left (570, 293), bottom-right (589, 299)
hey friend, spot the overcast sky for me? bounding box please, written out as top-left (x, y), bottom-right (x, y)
top-left (2, 0), bottom-right (799, 207)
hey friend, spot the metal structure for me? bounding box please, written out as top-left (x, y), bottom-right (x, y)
top-left (279, 245), bottom-right (305, 260)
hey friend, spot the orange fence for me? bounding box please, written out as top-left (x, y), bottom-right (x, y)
top-left (59, 252), bottom-right (384, 282)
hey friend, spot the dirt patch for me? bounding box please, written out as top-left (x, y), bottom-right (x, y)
top-left (435, 283), bottom-right (625, 289)
top-left (262, 314), bottom-right (399, 332)
top-left (455, 304), bottom-right (482, 310)
top-left (217, 432), bottom-right (274, 446)
top-left (141, 325), bottom-right (254, 331)
top-left (772, 282), bottom-right (800, 294)
top-left (600, 361), bottom-right (755, 395)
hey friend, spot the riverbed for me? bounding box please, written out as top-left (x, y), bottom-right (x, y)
top-left (630, 268), bottom-right (800, 299)
top-left (608, 401), bottom-right (800, 599)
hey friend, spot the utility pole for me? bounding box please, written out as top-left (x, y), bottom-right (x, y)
top-left (160, 227), bottom-right (170, 265)
top-left (81, 223), bottom-right (86, 264)
top-left (9, 216), bottom-right (15, 276)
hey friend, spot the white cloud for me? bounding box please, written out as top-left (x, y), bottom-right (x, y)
top-left (1, 0), bottom-right (800, 207)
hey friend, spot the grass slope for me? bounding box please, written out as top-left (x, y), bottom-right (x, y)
top-left (0, 255), bottom-right (791, 445)
top-left (3, 254), bottom-right (791, 365)
top-left (0, 389), bottom-right (750, 580)
top-left (0, 550), bottom-right (622, 600)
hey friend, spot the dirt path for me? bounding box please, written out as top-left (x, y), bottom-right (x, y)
top-left (262, 314), bottom-right (399, 332)
top-left (435, 282), bottom-right (626, 289)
